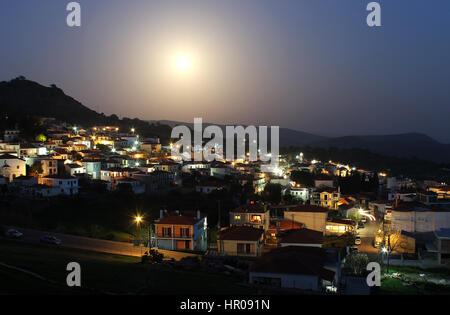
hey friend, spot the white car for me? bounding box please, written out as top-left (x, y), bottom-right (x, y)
top-left (6, 229), bottom-right (23, 238)
top-left (354, 236), bottom-right (362, 245)
top-left (40, 235), bottom-right (61, 245)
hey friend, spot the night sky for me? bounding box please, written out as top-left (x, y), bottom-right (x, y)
top-left (1, 1), bottom-right (449, 142)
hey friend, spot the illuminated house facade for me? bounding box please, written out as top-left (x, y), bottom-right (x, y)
top-left (229, 202), bottom-right (270, 231)
top-left (0, 154), bottom-right (26, 182)
top-left (284, 205), bottom-right (329, 233)
top-left (154, 210), bottom-right (207, 251)
top-left (217, 226), bottom-right (264, 257)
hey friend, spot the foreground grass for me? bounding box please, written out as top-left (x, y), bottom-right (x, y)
top-left (376, 266), bottom-right (450, 295)
top-left (378, 276), bottom-right (450, 295)
top-left (387, 265), bottom-right (450, 278)
top-left (0, 240), bottom-right (259, 295)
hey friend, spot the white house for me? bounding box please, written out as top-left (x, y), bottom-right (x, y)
top-left (40, 175), bottom-right (79, 195)
top-left (249, 246), bottom-right (334, 291)
top-left (82, 159), bottom-right (102, 179)
top-left (65, 163), bottom-right (86, 176)
top-left (389, 201), bottom-right (450, 233)
top-left (289, 186), bottom-right (310, 201)
top-left (0, 154), bottom-right (26, 182)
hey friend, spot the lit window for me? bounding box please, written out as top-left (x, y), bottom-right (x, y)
top-left (251, 215), bottom-right (262, 223)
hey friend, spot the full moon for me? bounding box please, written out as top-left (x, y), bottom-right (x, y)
top-left (175, 55), bottom-right (190, 71)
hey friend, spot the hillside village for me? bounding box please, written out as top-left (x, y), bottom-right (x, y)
top-left (1, 118), bottom-right (450, 294)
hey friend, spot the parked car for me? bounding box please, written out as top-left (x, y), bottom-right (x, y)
top-left (361, 217), bottom-right (367, 223)
top-left (40, 235), bottom-right (61, 245)
top-left (354, 236), bottom-right (361, 245)
top-left (6, 229), bottom-right (23, 238)
top-left (357, 222), bottom-right (364, 229)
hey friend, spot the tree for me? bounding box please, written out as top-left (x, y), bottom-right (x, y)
top-left (263, 183), bottom-right (282, 204)
top-left (383, 231), bottom-right (415, 273)
top-left (35, 133), bottom-right (47, 142)
top-left (343, 253), bottom-right (369, 276)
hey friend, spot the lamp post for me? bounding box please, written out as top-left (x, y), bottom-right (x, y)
top-left (135, 215), bottom-right (142, 256)
top-left (135, 215), bottom-right (152, 253)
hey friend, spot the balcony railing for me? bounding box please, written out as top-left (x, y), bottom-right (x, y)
top-left (157, 233), bottom-right (191, 238)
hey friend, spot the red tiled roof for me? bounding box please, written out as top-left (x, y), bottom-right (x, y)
top-left (280, 228), bottom-right (323, 245)
top-left (287, 205), bottom-right (329, 213)
top-left (0, 154), bottom-right (24, 160)
top-left (155, 211), bottom-right (206, 225)
top-left (328, 218), bottom-right (356, 226)
top-left (218, 226), bottom-right (264, 241)
top-left (250, 246), bottom-right (334, 281)
top-left (270, 219), bottom-right (303, 231)
top-left (231, 203), bottom-right (266, 213)
top-left (156, 216), bottom-right (200, 225)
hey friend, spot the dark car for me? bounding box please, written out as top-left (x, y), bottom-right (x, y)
top-left (6, 229), bottom-right (23, 238)
top-left (40, 235), bottom-right (62, 245)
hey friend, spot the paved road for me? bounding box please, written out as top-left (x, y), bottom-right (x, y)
top-left (4, 226), bottom-right (198, 261)
top-left (355, 220), bottom-right (381, 255)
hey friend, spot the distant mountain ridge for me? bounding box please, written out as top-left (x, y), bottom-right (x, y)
top-left (150, 120), bottom-right (450, 163)
top-left (0, 77), bottom-right (101, 125)
top-left (0, 77), bottom-right (172, 141)
top-left (309, 133), bottom-right (450, 163)
top-left (0, 77), bottom-right (448, 163)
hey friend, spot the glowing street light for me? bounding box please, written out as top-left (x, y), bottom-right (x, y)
top-left (135, 215), bottom-right (143, 255)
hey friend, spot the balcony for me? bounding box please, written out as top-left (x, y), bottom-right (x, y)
top-left (157, 232), bottom-right (191, 239)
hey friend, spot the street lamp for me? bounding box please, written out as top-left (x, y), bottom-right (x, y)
top-left (134, 214), bottom-right (151, 254)
top-left (135, 215), bottom-right (143, 255)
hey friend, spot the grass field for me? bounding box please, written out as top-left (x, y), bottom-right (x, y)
top-left (376, 265), bottom-right (450, 295)
top-left (378, 276), bottom-right (450, 295)
top-left (0, 239), bottom-right (261, 295)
